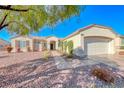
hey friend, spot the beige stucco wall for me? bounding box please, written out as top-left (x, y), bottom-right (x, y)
top-left (81, 27), bottom-right (117, 38)
top-left (115, 37), bottom-right (124, 52)
top-left (63, 26), bottom-right (120, 56)
top-left (11, 36), bottom-right (33, 52)
top-left (108, 39), bottom-right (115, 54)
top-left (47, 36), bottom-right (59, 41)
top-left (63, 34), bottom-right (81, 55)
top-left (81, 27), bottom-right (117, 55)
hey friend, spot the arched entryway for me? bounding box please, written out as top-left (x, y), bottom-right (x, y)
top-left (46, 36), bottom-right (59, 50)
top-left (50, 41), bottom-right (56, 50)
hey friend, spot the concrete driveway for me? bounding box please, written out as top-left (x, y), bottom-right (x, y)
top-left (52, 51), bottom-right (124, 71)
top-left (88, 54), bottom-right (124, 70)
top-left (51, 51), bottom-right (124, 88)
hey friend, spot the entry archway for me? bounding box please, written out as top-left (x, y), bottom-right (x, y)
top-left (50, 41), bottom-right (56, 50)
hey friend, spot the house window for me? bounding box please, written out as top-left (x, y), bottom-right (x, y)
top-left (20, 41), bottom-right (26, 48)
top-left (43, 43), bottom-right (47, 47)
top-left (121, 38), bottom-right (124, 46)
top-left (0, 45), bottom-right (3, 48)
top-left (34, 41), bottom-right (40, 50)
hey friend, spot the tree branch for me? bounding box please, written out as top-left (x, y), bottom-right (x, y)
top-left (0, 5), bottom-right (29, 12)
top-left (0, 24), bottom-right (8, 30)
top-left (6, 5), bottom-right (11, 8)
top-left (0, 14), bottom-right (8, 27)
top-left (0, 20), bottom-right (23, 31)
top-left (0, 20), bottom-right (16, 31)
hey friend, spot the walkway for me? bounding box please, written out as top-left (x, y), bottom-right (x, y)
top-left (51, 51), bottom-right (107, 69)
top-left (51, 51), bottom-right (124, 88)
top-left (51, 51), bottom-right (124, 70)
top-left (51, 51), bottom-right (71, 69)
top-left (51, 51), bottom-right (116, 69)
top-left (51, 51), bottom-right (124, 77)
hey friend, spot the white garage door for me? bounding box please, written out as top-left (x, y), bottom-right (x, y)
top-left (84, 37), bottom-right (111, 55)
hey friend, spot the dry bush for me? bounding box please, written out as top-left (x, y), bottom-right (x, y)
top-left (119, 51), bottom-right (124, 55)
top-left (66, 54), bottom-right (73, 58)
top-left (91, 67), bottom-right (115, 83)
top-left (42, 50), bottom-right (50, 61)
top-left (6, 46), bottom-right (13, 53)
top-left (27, 47), bottom-right (31, 52)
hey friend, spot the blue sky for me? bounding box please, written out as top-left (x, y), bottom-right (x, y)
top-left (1, 5), bottom-right (124, 42)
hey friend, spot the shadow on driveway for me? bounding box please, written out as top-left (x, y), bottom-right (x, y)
top-left (0, 55), bottom-right (9, 59)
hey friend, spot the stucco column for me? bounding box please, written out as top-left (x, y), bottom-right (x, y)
top-left (11, 40), bottom-right (16, 52)
top-left (39, 42), bottom-right (42, 51)
top-left (81, 34), bottom-right (84, 50)
top-left (47, 41), bottom-right (50, 50)
top-left (56, 41), bottom-right (58, 50)
top-left (30, 40), bottom-right (34, 51)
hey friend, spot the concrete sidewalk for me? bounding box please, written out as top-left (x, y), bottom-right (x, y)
top-left (51, 51), bottom-right (124, 71)
top-left (51, 51), bottom-right (96, 69)
top-left (51, 51), bottom-right (71, 69)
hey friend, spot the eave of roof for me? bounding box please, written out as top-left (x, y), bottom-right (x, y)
top-left (10, 35), bottom-right (26, 39)
top-left (11, 35), bottom-right (46, 40)
top-left (46, 36), bottom-right (62, 40)
top-left (62, 24), bottom-right (117, 41)
top-left (119, 35), bottom-right (124, 38)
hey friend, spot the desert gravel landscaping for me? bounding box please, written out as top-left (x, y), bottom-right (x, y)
top-left (0, 51), bottom-right (124, 88)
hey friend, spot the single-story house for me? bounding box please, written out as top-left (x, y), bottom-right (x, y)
top-left (11, 24), bottom-right (124, 56)
top-left (11, 36), bottom-right (60, 52)
top-left (0, 38), bottom-right (10, 51)
top-left (62, 24), bottom-right (124, 57)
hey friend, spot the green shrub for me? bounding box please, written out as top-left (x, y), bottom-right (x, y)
top-left (58, 40), bottom-right (61, 47)
top-left (63, 41), bottom-right (68, 52)
top-left (58, 41), bottom-right (63, 51)
top-left (67, 40), bottom-right (73, 56)
top-left (120, 46), bottom-right (124, 49)
top-left (42, 51), bottom-right (50, 60)
top-left (66, 54), bottom-right (73, 58)
top-left (61, 42), bottom-right (63, 51)
top-left (67, 41), bottom-right (73, 58)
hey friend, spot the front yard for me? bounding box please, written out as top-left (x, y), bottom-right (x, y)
top-left (0, 51), bottom-right (124, 88)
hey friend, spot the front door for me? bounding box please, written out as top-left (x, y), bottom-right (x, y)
top-left (50, 43), bottom-right (54, 50)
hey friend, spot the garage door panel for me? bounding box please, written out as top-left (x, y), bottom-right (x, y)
top-left (84, 37), bottom-right (111, 55)
top-left (87, 42), bottom-right (108, 55)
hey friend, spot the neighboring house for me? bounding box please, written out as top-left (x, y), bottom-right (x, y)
top-left (0, 38), bottom-right (10, 51)
top-left (10, 24), bottom-right (124, 57)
